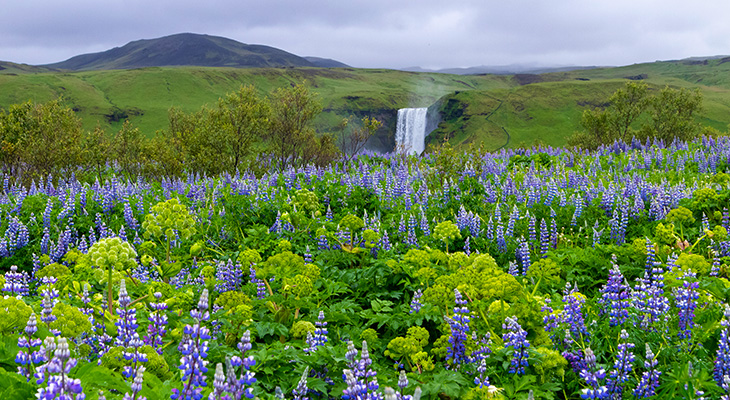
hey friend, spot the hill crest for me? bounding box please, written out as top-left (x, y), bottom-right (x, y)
top-left (43, 33), bottom-right (321, 71)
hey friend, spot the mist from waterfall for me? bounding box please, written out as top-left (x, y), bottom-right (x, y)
top-left (395, 107), bottom-right (428, 155)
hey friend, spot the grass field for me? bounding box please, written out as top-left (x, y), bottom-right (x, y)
top-left (2, 58), bottom-right (730, 151)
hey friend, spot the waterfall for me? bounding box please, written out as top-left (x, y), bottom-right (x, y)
top-left (395, 107), bottom-right (429, 155)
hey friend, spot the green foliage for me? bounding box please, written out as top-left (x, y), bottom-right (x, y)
top-left (433, 220), bottom-right (461, 252)
top-left (50, 302), bottom-right (93, 338)
top-left (142, 197), bottom-right (196, 241)
top-left (676, 253), bottom-right (711, 275)
top-left (0, 98), bottom-right (83, 182)
top-left (527, 258), bottom-right (563, 291)
top-left (0, 297), bottom-right (32, 334)
top-left (424, 254), bottom-right (522, 311)
top-left (87, 237), bottom-right (138, 271)
top-left (570, 82), bottom-right (704, 149)
top-left (100, 345), bottom-right (173, 381)
top-left (290, 320), bottom-right (315, 338)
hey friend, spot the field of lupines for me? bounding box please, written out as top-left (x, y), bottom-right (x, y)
top-left (1, 136), bottom-right (730, 400)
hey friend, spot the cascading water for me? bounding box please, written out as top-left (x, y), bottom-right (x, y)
top-left (395, 107), bottom-right (429, 155)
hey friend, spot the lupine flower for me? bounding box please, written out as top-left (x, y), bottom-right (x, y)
top-left (598, 262), bottom-right (630, 327)
top-left (634, 344), bottom-right (661, 398)
top-left (208, 363), bottom-right (226, 400)
top-left (561, 283), bottom-right (589, 342)
top-left (502, 316), bottom-right (530, 375)
top-left (171, 289), bottom-right (211, 400)
top-left (3, 265), bottom-right (29, 296)
top-left (715, 306), bottom-right (730, 387)
top-left (124, 365), bottom-right (147, 400)
top-left (116, 279), bottom-right (139, 348)
top-left (16, 313), bottom-right (43, 381)
top-left (410, 289), bottom-right (423, 314)
top-left (145, 292), bottom-right (168, 354)
top-left (342, 340), bottom-right (381, 400)
top-left (605, 330), bottom-right (635, 399)
top-left (675, 270), bottom-right (699, 340)
top-left (579, 348), bottom-right (607, 399)
top-left (446, 289), bottom-right (471, 369)
top-left (225, 330), bottom-right (257, 399)
top-left (292, 367), bottom-right (309, 400)
top-left (34, 336), bottom-right (86, 400)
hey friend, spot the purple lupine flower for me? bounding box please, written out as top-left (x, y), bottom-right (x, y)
top-left (517, 237), bottom-right (530, 276)
top-left (606, 330), bottom-right (635, 399)
top-left (715, 306), bottom-right (730, 387)
top-left (16, 313), bottom-right (43, 381)
top-left (446, 289), bottom-right (471, 370)
top-left (463, 236), bottom-right (471, 256)
top-left (562, 283), bottom-right (589, 342)
top-left (503, 316), bottom-right (530, 375)
top-left (208, 363), bottom-right (226, 400)
top-left (124, 365), bottom-right (147, 400)
top-left (34, 336), bottom-right (85, 400)
top-left (539, 218), bottom-right (549, 258)
top-left (380, 230), bottom-right (392, 252)
top-left (598, 262), bottom-right (630, 327)
top-left (304, 245), bottom-right (313, 264)
top-left (292, 367), bottom-right (310, 400)
top-left (634, 344), bottom-right (661, 398)
top-left (215, 259), bottom-right (244, 293)
top-left (144, 292), bottom-right (168, 354)
top-left (226, 330), bottom-right (257, 399)
top-left (171, 289), bottom-right (211, 400)
top-left (410, 289), bottom-right (423, 314)
top-left (3, 265), bottom-right (29, 296)
top-left (342, 341), bottom-right (381, 400)
top-left (115, 279), bottom-right (139, 348)
top-left (579, 348), bottom-right (607, 399)
top-left (675, 270), bottom-right (699, 340)
top-left (528, 214), bottom-right (537, 251)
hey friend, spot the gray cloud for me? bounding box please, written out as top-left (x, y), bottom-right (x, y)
top-left (1, 0), bottom-right (729, 69)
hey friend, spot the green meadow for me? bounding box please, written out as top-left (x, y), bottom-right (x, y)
top-left (3, 57), bottom-right (730, 151)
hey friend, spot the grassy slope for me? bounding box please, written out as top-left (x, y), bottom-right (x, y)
top-left (0, 67), bottom-right (511, 137)
top-left (3, 59), bottom-right (730, 151)
top-left (427, 59), bottom-right (730, 151)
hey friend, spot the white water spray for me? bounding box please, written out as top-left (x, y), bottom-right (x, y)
top-left (395, 107), bottom-right (429, 155)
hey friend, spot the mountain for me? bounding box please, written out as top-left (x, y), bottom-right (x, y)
top-left (42, 33), bottom-right (325, 71)
top-left (401, 64), bottom-right (603, 75)
top-left (304, 56), bottom-right (350, 68)
top-left (0, 61), bottom-right (55, 74)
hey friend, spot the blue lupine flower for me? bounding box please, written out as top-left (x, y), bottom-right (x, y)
top-left (410, 289), bottom-right (423, 314)
top-left (446, 289), bottom-right (471, 369)
top-left (579, 348), bottom-right (607, 399)
top-left (171, 289), bottom-right (211, 400)
top-left (606, 330), bottom-right (635, 399)
top-left (598, 262), bottom-right (630, 327)
top-left (503, 316), bottom-right (530, 375)
top-left (676, 270), bottom-right (699, 340)
top-left (634, 344), bottom-right (661, 398)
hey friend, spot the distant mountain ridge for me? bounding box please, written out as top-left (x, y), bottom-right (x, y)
top-left (42, 33), bottom-right (348, 71)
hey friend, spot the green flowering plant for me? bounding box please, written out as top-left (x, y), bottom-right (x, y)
top-left (141, 197), bottom-right (197, 280)
top-left (87, 236), bottom-right (137, 315)
top-left (433, 220), bottom-right (461, 253)
top-left (50, 302), bottom-right (92, 338)
top-left (339, 214), bottom-right (365, 251)
top-left (0, 296), bottom-right (32, 334)
top-left (385, 326), bottom-right (435, 373)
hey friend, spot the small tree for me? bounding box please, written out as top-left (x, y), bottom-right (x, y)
top-left (267, 82), bottom-right (322, 170)
top-left (338, 116), bottom-right (382, 165)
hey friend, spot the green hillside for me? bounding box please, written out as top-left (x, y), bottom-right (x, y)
top-left (427, 58), bottom-right (730, 151)
top-left (0, 66), bottom-right (510, 151)
top-left (2, 57), bottom-right (730, 152)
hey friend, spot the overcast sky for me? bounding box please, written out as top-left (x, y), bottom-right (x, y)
top-left (2, 0), bottom-right (729, 69)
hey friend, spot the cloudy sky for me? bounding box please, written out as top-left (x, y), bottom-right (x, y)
top-left (2, 0), bottom-right (729, 69)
